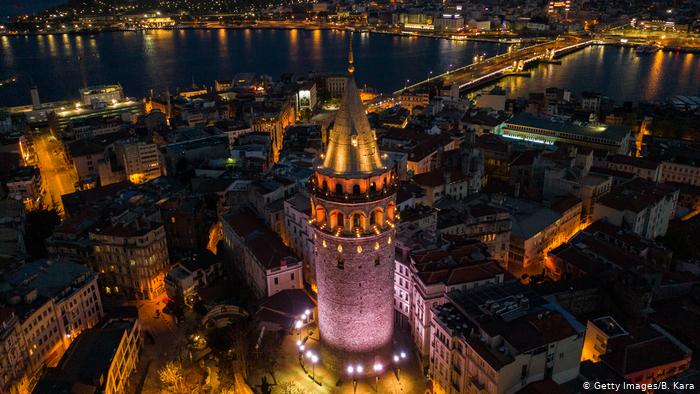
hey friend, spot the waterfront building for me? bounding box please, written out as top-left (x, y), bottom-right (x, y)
top-left (296, 81), bottom-right (317, 113)
top-left (325, 75), bottom-right (347, 98)
top-left (499, 113), bottom-right (632, 154)
top-left (308, 45), bottom-right (398, 368)
top-left (89, 216), bottom-right (169, 300)
top-left (79, 84), bottom-right (124, 107)
top-left (547, 0), bottom-right (572, 19)
top-left (51, 98), bottom-right (143, 135)
top-left (397, 91), bottom-right (430, 113)
top-left (33, 317), bottom-right (142, 394)
top-left (0, 260), bottom-right (103, 393)
top-left (434, 14), bottom-right (465, 32)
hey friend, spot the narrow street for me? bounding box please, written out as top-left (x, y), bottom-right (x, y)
top-left (32, 133), bottom-right (77, 215)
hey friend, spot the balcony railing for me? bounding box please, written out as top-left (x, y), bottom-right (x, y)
top-left (310, 182), bottom-right (399, 203)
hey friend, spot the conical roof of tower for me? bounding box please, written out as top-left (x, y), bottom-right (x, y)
top-left (320, 75), bottom-right (385, 177)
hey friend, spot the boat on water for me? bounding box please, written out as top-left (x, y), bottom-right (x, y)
top-left (0, 76), bottom-right (17, 87)
top-left (635, 45), bottom-right (659, 55)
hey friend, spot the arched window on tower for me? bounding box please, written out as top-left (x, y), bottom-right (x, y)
top-left (322, 180), bottom-right (328, 191)
top-left (353, 214), bottom-right (362, 229)
top-left (336, 213), bottom-right (345, 229)
top-left (337, 258), bottom-right (345, 270)
top-left (352, 184), bottom-right (361, 195)
top-left (335, 183), bottom-right (343, 195)
top-left (370, 182), bottom-right (377, 193)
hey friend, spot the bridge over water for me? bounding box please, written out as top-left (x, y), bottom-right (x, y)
top-left (393, 36), bottom-right (593, 96)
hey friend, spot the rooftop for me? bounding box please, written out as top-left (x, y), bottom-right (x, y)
top-left (33, 319), bottom-right (136, 394)
top-left (505, 112), bottom-right (631, 143)
top-left (223, 208), bottom-right (298, 270)
top-left (319, 71), bottom-right (385, 176)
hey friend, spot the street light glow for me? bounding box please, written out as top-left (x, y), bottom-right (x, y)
top-left (295, 320), bottom-right (302, 329)
top-left (400, 351), bottom-right (407, 359)
top-left (393, 355), bottom-right (399, 362)
top-left (373, 362), bottom-right (383, 372)
top-left (347, 365), bottom-right (354, 374)
top-left (356, 365), bottom-right (364, 373)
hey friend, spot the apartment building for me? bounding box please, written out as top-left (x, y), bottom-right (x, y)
top-left (0, 260), bottom-right (103, 393)
top-left (90, 217), bottom-right (169, 300)
top-left (429, 282), bottom-right (584, 394)
top-left (33, 317), bottom-right (142, 394)
top-left (221, 208), bottom-right (303, 298)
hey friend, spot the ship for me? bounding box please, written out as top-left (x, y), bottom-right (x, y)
top-left (635, 45), bottom-right (659, 55)
top-left (0, 76), bottom-right (17, 87)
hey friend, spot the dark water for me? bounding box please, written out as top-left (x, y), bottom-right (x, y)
top-left (1, 30), bottom-right (699, 107)
top-left (495, 45), bottom-right (700, 102)
top-left (0, 29), bottom-right (507, 106)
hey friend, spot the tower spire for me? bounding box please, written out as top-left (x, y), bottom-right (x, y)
top-left (347, 33), bottom-right (355, 75)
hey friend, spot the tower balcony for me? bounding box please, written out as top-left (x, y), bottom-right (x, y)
top-left (311, 220), bottom-right (397, 239)
top-left (310, 181), bottom-right (398, 203)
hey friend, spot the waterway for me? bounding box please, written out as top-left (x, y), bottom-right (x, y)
top-left (1, 29), bottom-right (699, 107)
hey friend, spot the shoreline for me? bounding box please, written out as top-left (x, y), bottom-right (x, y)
top-left (3, 26), bottom-right (699, 53)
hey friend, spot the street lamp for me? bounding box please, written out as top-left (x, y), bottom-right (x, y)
top-left (295, 319), bottom-right (303, 339)
top-left (347, 365), bottom-right (358, 394)
top-left (393, 352), bottom-right (407, 381)
top-left (305, 351), bottom-right (319, 380)
top-left (373, 362), bottom-right (383, 392)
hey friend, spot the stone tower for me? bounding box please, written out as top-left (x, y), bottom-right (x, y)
top-left (309, 38), bottom-right (397, 369)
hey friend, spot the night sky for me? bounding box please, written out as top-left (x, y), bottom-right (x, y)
top-left (0, 1), bottom-right (66, 17)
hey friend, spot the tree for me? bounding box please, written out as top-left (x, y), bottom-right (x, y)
top-left (277, 381), bottom-right (304, 394)
top-left (24, 208), bottom-right (60, 258)
top-left (158, 361), bottom-right (188, 393)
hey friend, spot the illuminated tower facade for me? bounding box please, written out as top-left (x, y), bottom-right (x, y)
top-left (309, 41), bottom-right (397, 367)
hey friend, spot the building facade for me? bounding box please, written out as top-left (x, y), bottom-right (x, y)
top-left (0, 260), bottom-right (103, 393)
top-left (90, 219), bottom-right (169, 300)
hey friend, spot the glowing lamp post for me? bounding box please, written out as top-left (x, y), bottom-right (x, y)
top-left (393, 351), bottom-right (407, 381)
top-left (347, 365), bottom-right (358, 394)
top-left (373, 362), bottom-right (383, 392)
top-left (306, 351), bottom-right (319, 380)
top-left (295, 319), bottom-right (303, 339)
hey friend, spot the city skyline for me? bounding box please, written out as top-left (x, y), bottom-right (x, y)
top-left (1, 1), bottom-right (699, 394)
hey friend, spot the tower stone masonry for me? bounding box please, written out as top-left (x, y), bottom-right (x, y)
top-left (309, 39), bottom-right (398, 370)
